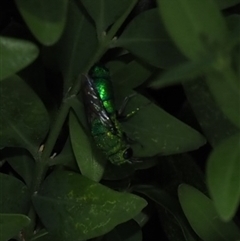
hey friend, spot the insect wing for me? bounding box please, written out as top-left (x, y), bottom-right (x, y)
top-left (82, 75), bottom-right (114, 129)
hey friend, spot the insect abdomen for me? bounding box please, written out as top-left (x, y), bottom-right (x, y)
top-left (94, 77), bottom-right (115, 115)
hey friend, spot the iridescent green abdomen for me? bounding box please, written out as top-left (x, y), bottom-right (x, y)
top-left (82, 65), bottom-right (133, 165)
top-left (92, 69), bottom-right (114, 115)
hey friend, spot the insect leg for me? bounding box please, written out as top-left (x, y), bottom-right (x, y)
top-left (117, 93), bottom-right (140, 121)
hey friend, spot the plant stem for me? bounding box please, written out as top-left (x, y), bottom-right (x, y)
top-left (84, 0), bottom-right (138, 72)
top-left (26, 2), bottom-right (139, 237)
top-left (31, 0), bottom-right (138, 192)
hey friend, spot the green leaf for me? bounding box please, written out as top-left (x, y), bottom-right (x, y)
top-left (0, 75), bottom-right (49, 156)
top-left (178, 184), bottom-right (240, 241)
top-left (15, 0), bottom-right (68, 45)
top-left (103, 219), bottom-right (142, 241)
top-left (226, 14), bottom-right (240, 49)
top-left (49, 138), bottom-right (78, 171)
top-left (0, 173), bottom-right (30, 214)
top-left (0, 214), bottom-right (30, 241)
top-left (207, 133), bottom-right (240, 221)
top-left (32, 170), bottom-right (147, 241)
top-left (215, 0), bottom-right (240, 9)
top-left (30, 229), bottom-right (54, 241)
top-left (114, 9), bottom-right (185, 68)
top-left (206, 69), bottom-right (240, 129)
top-left (81, 0), bottom-right (131, 38)
top-left (120, 94), bottom-right (206, 157)
top-left (50, 0), bottom-right (98, 90)
top-left (19, 58), bottom-right (56, 112)
top-left (183, 79), bottom-right (239, 147)
top-left (109, 61), bottom-right (205, 156)
top-left (6, 149), bottom-right (34, 187)
top-left (157, 0), bottom-right (228, 61)
top-left (0, 36), bottom-right (39, 81)
top-left (109, 62), bottom-right (205, 156)
top-left (69, 111), bottom-right (106, 182)
top-left (149, 57), bottom-right (214, 89)
top-left (110, 60), bottom-right (154, 91)
top-left (133, 185), bottom-right (198, 241)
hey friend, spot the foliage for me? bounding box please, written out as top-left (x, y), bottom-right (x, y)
top-left (0, 0), bottom-right (240, 240)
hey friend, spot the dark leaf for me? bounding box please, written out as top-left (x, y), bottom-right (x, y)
top-left (0, 75), bottom-right (49, 156)
top-left (157, 0), bottom-right (228, 60)
top-left (50, 0), bottom-right (98, 90)
top-left (114, 9), bottom-right (185, 68)
top-left (81, 0), bottom-right (132, 38)
top-left (183, 79), bottom-right (239, 147)
top-left (7, 149), bottom-right (34, 187)
top-left (0, 37), bottom-right (39, 80)
top-left (103, 219), bottom-right (142, 241)
top-left (69, 111), bottom-right (106, 182)
top-left (15, 0), bottom-right (68, 45)
top-left (121, 94), bottom-right (206, 157)
top-left (0, 214), bottom-right (30, 241)
top-left (215, 0), bottom-right (240, 9)
top-left (0, 173), bottom-right (30, 214)
top-left (133, 185), bottom-right (198, 241)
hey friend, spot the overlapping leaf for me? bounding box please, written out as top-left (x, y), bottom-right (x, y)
top-left (0, 174), bottom-right (30, 214)
top-left (183, 79), bottom-right (239, 147)
top-left (178, 184), bottom-right (240, 241)
top-left (51, 0), bottom-right (98, 90)
top-left (114, 9), bottom-right (185, 68)
top-left (81, 0), bottom-right (132, 38)
top-left (15, 0), bottom-right (68, 45)
top-left (69, 111), bottom-right (106, 182)
top-left (0, 214), bottom-right (30, 241)
top-left (0, 75), bottom-right (49, 155)
top-left (207, 133), bottom-right (240, 221)
top-left (157, 0), bottom-right (228, 61)
top-left (32, 170), bottom-right (147, 240)
top-left (0, 36), bottom-right (39, 80)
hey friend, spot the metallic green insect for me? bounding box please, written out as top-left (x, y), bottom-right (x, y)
top-left (82, 65), bottom-right (133, 165)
